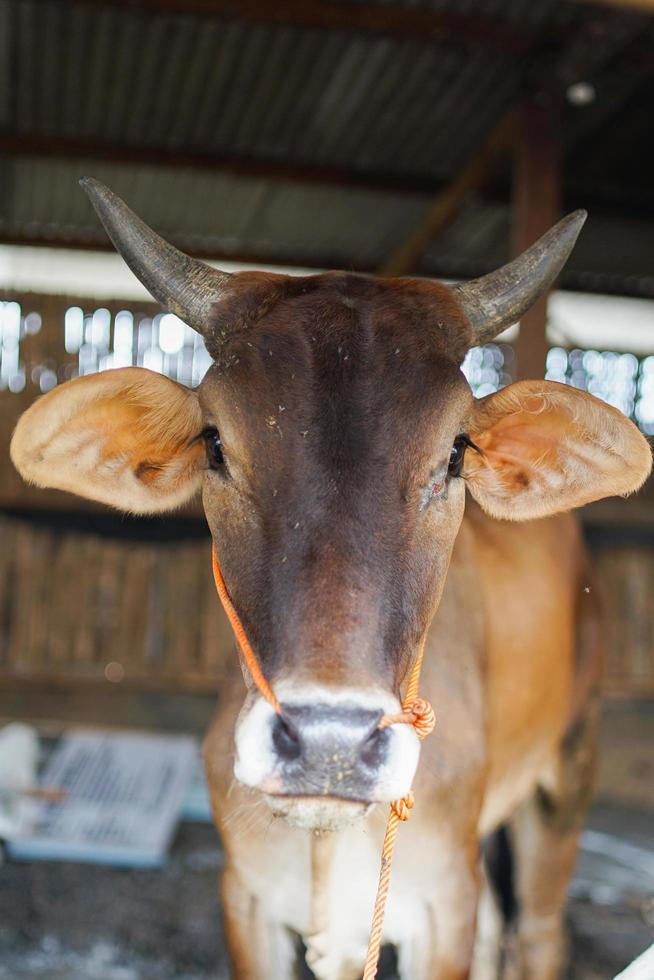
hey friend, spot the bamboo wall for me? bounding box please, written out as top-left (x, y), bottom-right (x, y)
top-left (594, 546), bottom-right (654, 697)
top-left (0, 513), bottom-right (652, 699)
top-left (0, 514), bottom-right (231, 694)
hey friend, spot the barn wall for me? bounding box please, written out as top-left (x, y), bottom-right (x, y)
top-left (0, 514), bottom-right (230, 694)
top-left (0, 513), bottom-right (652, 701)
top-left (593, 545), bottom-right (654, 697)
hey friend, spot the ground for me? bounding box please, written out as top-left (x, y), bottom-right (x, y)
top-left (1, 801), bottom-right (652, 980)
top-left (0, 702), bottom-right (652, 979)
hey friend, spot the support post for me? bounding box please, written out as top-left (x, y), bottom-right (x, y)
top-left (512, 96), bottom-right (561, 380)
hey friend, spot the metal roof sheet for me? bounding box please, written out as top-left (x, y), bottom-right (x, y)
top-left (0, 0), bottom-right (653, 294)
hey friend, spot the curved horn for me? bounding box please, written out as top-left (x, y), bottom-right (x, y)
top-left (452, 209), bottom-right (587, 345)
top-left (80, 177), bottom-right (231, 335)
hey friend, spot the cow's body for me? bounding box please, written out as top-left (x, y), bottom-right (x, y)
top-left (11, 182), bottom-right (649, 980)
top-left (205, 506), bottom-right (600, 979)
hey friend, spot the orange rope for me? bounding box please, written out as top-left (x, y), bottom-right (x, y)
top-left (211, 545), bottom-right (435, 980)
top-left (211, 547), bottom-right (281, 715)
top-left (362, 643), bottom-right (434, 980)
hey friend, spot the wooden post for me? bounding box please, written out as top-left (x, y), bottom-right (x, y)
top-left (379, 114), bottom-right (512, 277)
top-left (512, 96), bottom-right (561, 380)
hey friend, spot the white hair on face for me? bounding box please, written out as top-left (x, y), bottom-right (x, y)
top-left (265, 796), bottom-right (372, 832)
top-left (233, 682), bottom-right (421, 828)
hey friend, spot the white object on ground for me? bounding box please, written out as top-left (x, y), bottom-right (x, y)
top-left (614, 943), bottom-right (654, 979)
top-left (6, 730), bottom-right (197, 867)
top-left (0, 723), bottom-right (39, 838)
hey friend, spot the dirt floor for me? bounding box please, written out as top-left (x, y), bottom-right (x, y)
top-left (1, 803), bottom-right (652, 980)
top-left (0, 702), bottom-right (652, 979)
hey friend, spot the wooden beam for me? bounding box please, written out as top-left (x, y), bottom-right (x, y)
top-left (0, 230), bottom-right (353, 272)
top-left (512, 97), bottom-right (561, 381)
top-left (378, 114), bottom-right (513, 277)
top-left (0, 678), bottom-right (218, 731)
top-left (574, 0), bottom-right (654, 13)
top-left (0, 131), bottom-right (443, 198)
top-left (76, 0), bottom-right (537, 52)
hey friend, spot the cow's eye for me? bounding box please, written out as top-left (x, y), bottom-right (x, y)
top-left (202, 427), bottom-right (224, 469)
top-left (448, 435), bottom-right (468, 477)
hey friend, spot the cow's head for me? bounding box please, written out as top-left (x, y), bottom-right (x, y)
top-left (11, 180), bottom-right (651, 830)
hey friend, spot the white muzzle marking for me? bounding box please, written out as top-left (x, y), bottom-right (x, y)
top-left (234, 682), bottom-right (421, 824)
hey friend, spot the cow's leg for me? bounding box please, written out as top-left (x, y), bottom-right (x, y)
top-left (471, 825), bottom-right (525, 980)
top-left (509, 581), bottom-right (602, 980)
top-left (507, 795), bottom-right (579, 980)
top-left (470, 870), bottom-right (502, 980)
top-left (396, 830), bottom-right (481, 980)
top-left (509, 708), bottom-right (600, 980)
top-left (222, 860), bottom-right (298, 979)
top-left (472, 737), bottom-right (593, 980)
top-left (430, 837), bottom-right (481, 980)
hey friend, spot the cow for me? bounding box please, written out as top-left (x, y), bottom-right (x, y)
top-left (10, 179), bottom-right (651, 980)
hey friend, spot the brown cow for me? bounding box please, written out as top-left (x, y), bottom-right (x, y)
top-left (10, 180), bottom-right (651, 980)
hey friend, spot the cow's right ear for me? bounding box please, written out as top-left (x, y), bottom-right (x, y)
top-left (463, 380), bottom-right (651, 521)
top-left (10, 367), bottom-right (206, 513)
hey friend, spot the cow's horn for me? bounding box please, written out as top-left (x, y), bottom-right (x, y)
top-left (80, 178), bottom-right (231, 335)
top-left (452, 210), bottom-right (587, 345)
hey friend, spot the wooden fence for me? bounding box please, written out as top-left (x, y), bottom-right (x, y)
top-left (0, 514), bottom-right (230, 694)
top-left (0, 513), bottom-right (652, 700)
top-left (594, 545), bottom-right (654, 697)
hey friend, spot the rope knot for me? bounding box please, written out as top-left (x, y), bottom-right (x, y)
top-left (391, 791), bottom-right (414, 822)
top-left (403, 696), bottom-right (435, 740)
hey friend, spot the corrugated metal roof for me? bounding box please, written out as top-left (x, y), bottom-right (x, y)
top-left (6, 0), bottom-right (533, 178)
top-left (0, 154), bottom-right (429, 267)
top-left (0, 0), bottom-right (653, 293)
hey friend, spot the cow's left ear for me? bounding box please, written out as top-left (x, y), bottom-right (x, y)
top-left (10, 367), bottom-right (205, 514)
top-left (464, 380), bottom-right (652, 521)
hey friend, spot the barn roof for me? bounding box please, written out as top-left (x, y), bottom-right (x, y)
top-left (1, 0), bottom-right (653, 295)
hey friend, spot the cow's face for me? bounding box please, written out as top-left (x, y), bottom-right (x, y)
top-left (11, 182), bottom-right (651, 831)
top-left (198, 273), bottom-right (474, 825)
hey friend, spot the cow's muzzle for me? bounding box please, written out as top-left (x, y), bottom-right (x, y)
top-left (234, 685), bottom-right (421, 826)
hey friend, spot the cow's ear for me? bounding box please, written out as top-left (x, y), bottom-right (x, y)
top-left (10, 367), bottom-right (205, 514)
top-left (464, 380), bottom-right (652, 521)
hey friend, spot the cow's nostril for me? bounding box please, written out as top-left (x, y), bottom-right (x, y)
top-left (359, 725), bottom-right (390, 769)
top-left (272, 715), bottom-right (302, 762)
